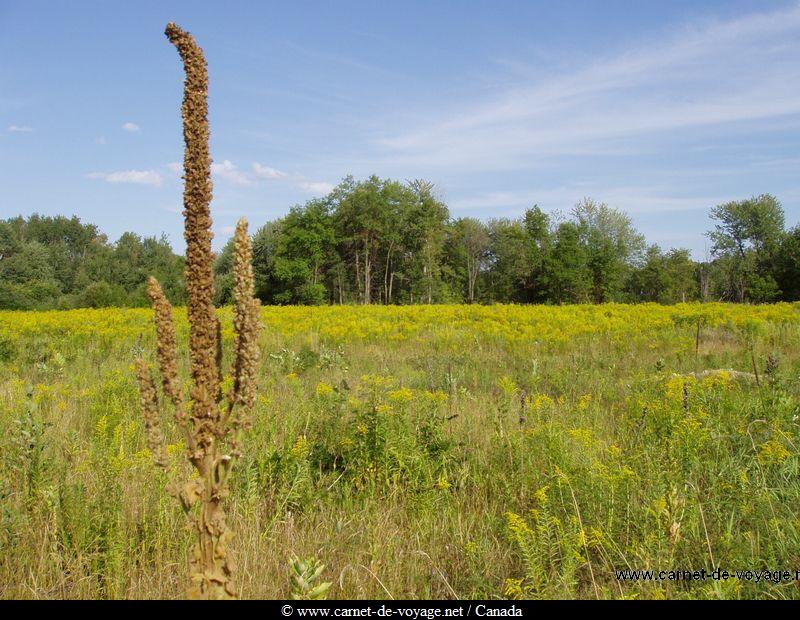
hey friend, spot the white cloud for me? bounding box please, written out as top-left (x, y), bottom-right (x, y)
top-left (450, 185), bottom-right (736, 217)
top-left (298, 180), bottom-right (335, 195)
top-left (122, 122), bottom-right (141, 133)
top-left (95, 136), bottom-right (107, 145)
top-left (171, 159), bottom-right (326, 195)
top-left (252, 162), bottom-right (289, 180)
top-left (252, 162), bottom-right (332, 195)
top-left (7, 125), bottom-right (33, 133)
top-left (378, 5), bottom-right (800, 170)
top-left (211, 159), bottom-right (253, 186)
top-left (86, 169), bottom-right (163, 186)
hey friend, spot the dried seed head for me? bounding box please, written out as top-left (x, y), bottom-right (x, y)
top-left (215, 315), bottom-right (224, 404)
top-left (162, 22), bottom-right (252, 601)
top-left (236, 297), bottom-right (261, 417)
top-left (135, 357), bottom-right (167, 469)
top-left (165, 22), bottom-right (220, 424)
top-left (231, 218), bottom-right (261, 416)
top-left (232, 218), bottom-right (255, 309)
top-left (147, 277), bottom-right (182, 408)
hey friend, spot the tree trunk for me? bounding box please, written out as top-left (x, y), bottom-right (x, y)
top-left (355, 251), bottom-right (362, 303)
top-left (384, 241), bottom-right (394, 305)
top-left (467, 254), bottom-right (477, 303)
top-left (364, 242), bottom-right (371, 305)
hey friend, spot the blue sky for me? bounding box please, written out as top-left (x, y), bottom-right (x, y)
top-left (1, 0), bottom-right (799, 257)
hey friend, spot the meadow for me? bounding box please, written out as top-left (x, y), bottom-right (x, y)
top-left (0, 302), bottom-right (799, 599)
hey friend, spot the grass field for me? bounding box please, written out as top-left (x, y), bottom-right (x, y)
top-left (1, 303), bottom-right (799, 599)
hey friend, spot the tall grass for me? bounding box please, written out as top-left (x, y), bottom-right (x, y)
top-left (0, 304), bottom-right (798, 599)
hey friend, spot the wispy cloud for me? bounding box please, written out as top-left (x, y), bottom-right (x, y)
top-left (170, 158), bottom-right (278, 186)
top-left (282, 40), bottom-right (403, 82)
top-left (297, 180), bottom-right (335, 195)
top-left (450, 185), bottom-right (737, 219)
top-left (86, 169), bottom-right (163, 186)
top-left (378, 5), bottom-right (800, 170)
top-left (200, 159), bottom-right (332, 194)
top-left (121, 122), bottom-right (141, 133)
top-left (211, 159), bottom-right (253, 186)
top-left (252, 162), bottom-right (288, 180)
top-left (7, 125), bottom-right (33, 133)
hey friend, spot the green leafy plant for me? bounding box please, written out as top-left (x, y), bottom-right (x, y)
top-left (289, 557), bottom-right (332, 600)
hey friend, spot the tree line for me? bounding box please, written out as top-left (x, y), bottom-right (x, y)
top-left (2, 177), bottom-right (798, 309)
top-left (0, 214), bottom-right (184, 309)
top-left (214, 176), bottom-right (799, 306)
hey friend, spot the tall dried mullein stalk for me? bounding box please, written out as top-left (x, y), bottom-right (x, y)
top-left (134, 22), bottom-right (262, 600)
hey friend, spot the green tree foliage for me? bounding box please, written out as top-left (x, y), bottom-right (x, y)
top-left (333, 176), bottom-right (391, 305)
top-left (0, 215), bottom-right (184, 309)
top-left (404, 180), bottom-right (450, 304)
top-left (707, 194), bottom-right (785, 302)
top-left (213, 183), bottom-right (800, 306)
top-left (0, 241), bottom-right (55, 284)
top-left (215, 205), bottom-right (337, 306)
top-left (774, 226), bottom-right (800, 301)
top-left (543, 222), bottom-right (592, 303)
top-left (6, 189), bottom-right (800, 309)
top-left (572, 198), bottom-right (646, 303)
top-left (485, 219), bottom-right (532, 303)
top-left (627, 245), bottom-right (665, 303)
top-left (628, 246), bottom-right (697, 303)
top-left (446, 218), bottom-right (490, 303)
top-left (225, 176), bottom-right (452, 306)
top-left (663, 248), bottom-right (698, 303)
top-left (521, 206), bottom-right (551, 303)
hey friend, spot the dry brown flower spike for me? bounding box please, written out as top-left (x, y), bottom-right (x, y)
top-left (134, 22), bottom-right (262, 600)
